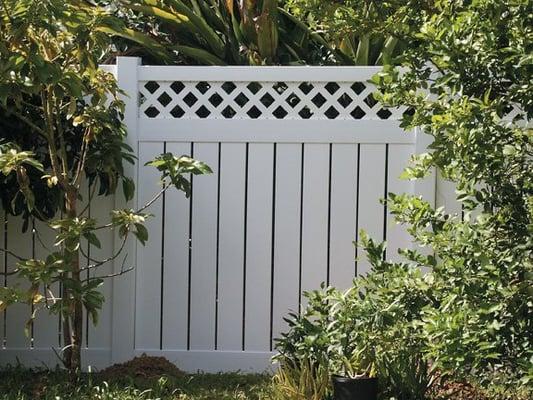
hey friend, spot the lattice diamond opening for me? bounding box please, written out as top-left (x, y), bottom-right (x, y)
top-left (209, 93), bottom-right (224, 107)
top-left (222, 82), bottom-right (236, 94)
top-left (234, 93), bottom-right (249, 108)
top-left (171, 81), bottom-right (185, 94)
top-left (138, 80), bottom-right (405, 120)
top-left (170, 105), bottom-right (185, 118)
top-left (157, 92), bottom-right (172, 107)
top-left (260, 93), bottom-right (275, 108)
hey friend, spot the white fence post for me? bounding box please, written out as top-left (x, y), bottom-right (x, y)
top-left (111, 57), bottom-right (141, 364)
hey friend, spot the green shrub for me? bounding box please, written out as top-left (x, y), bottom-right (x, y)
top-left (275, 236), bottom-right (436, 399)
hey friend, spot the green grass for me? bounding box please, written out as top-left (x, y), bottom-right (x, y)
top-left (0, 366), bottom-right (275, 400)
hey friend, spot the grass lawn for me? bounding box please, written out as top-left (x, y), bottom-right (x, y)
top-left (0, 365), bottom-right (274, 400)
top-left (1, 357), bottom-right (527, 400)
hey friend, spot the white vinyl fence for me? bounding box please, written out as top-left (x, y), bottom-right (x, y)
top-left (0, 57), bottom-right (448, 372)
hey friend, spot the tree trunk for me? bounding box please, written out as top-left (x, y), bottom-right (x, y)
top-left (63, 187), bottom-right (83, 374)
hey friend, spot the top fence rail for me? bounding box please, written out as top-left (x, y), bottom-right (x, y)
top-left (136, 66), bottom-right (383, 82)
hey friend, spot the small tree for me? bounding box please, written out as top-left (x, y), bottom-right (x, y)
top-left (0, 0), bottom-right (211, 373)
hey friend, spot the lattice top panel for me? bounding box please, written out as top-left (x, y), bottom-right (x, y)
top-left (139, 80), bottom-right (406, 121)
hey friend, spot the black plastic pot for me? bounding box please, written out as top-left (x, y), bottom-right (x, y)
top-left (332, 375), bottom-right (378, 400)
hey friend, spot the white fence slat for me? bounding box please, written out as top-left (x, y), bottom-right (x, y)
top-left (88, 193), bottom-right (114, 350)
top-left (329, 144), bottom-right (359, 289)
top-left (79, 181), bottom-right (90, 350)
top-left (189, 143), bottom-right (219, 351)
top-left (217, 143), bottom-right (246, 351)
top-left (135, 142), bottom-right (165, 350)
top-left (111, 56), bottom-right (140, 363)
top-left (244, 143), bottom-right (274, 351)
top-left (32, 220), bottom-right (59, 349)
top-left (437, 171), bottom-right (462, 216)
top-left (272, 144), bottom-right (302, 345)
top-left (162, 142), bottom-right (192, 350)
top-left (387, 145), bottom-right (414, 261)
top-left (357, 144), bottom-right (386, 276)
top-left (300, 144), bottom-right (330, 299)
top-left (414, 128), bottom-right (436, 207)
top-left (5, 217), bottom-right (32, 349)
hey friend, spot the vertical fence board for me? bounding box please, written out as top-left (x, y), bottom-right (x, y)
top-left (272, 144), bottom-right (302, 345)
top-left (79, 181), bottom-right (90, 350)
top-left (329, 144), bottom-right (358, 289)
top-left (357, 144), bottom-right (386, 276)
top-left (5, 217), bottom-right (32, 349)
top-left (111, 56), bottom-right (139, 363)
top-left (217, 143), bottom-right (246, 351)
top-left (387, 144), bottom-right (414, 261)
top-left (244, 143), bottom-right (274, 351)
top-left (88, 194), bottom-right (114, 350)
top-left (32, 220), bottom-right (59, 349)
top-left (162, 142), bottom-right (192, 350)
top-left (300, 144), bottom-right (330, 298)
top-left (135, 142), bottom-right (165, 350)
top-left (189, 143), bottom-right (219, 350)
top-left (437, 171), bottom-right (462, 216)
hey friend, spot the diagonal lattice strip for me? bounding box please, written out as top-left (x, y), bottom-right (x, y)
top-left (139, 80), bottom-right (405, 120)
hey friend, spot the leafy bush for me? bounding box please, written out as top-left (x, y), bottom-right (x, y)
top-left (283, 0), bottom-right (532, 393)
top-left (368, 0), bottom-right (532, 391)
top-left (275, 234), bottom-right (435, 399)
top-left (102, 0), bottom-right (334, 65)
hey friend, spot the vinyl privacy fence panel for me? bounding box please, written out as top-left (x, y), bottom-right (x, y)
top-left (0, 58), bottom-right (439, 372)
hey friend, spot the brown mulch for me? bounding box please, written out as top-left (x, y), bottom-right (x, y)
top-left (429, 376), bottom-right (490, 400)
top-left (98, 354), bottom-right (185, 381)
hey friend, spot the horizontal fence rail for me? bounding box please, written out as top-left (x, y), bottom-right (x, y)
top-left (0, 58), bottom-right (446, 373)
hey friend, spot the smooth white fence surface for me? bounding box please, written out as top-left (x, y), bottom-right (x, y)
top-left (0, 58), bottom-right (452, 372)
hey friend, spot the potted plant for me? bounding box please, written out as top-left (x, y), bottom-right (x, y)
top-left (331, 349), bottom-right (378, 400)
top-left (329, 287), bottom-right (379, 400)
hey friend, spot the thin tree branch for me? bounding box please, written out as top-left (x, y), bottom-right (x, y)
top-left (79, 235), bottom-right (128, 270)
top-left (32, 222), bottom-right (53, 253)
top-left (87, 255), bottom-right (134, 280)
top-left (0, 268), bottom-right (19, 276)
top-left (52, 93), bottom-right (70, 182)
top-left (41, 91), bottom-right (62, 182)
top-left (92, 266), bottom-right (135, 280)
top-left (138, 184), bottom-right (170, 213)
top-left (93, 183), bottom-right (169, 231)
top-left (73, 128), bottom-right (91, 186)
top-left (79, 182), bottom-right (97, 217)
top-left (0, 247), bottom-right (26, 261)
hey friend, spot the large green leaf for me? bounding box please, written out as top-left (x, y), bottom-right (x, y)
top-left (96, 25), bottom-right (173, 62)
top-left (173, 44), bottom-right (227, 65)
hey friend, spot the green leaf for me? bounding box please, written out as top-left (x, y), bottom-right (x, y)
top-left (122, 177), bottom-right (135, 201)
top-left (134, 223), bottom-right (149, 245)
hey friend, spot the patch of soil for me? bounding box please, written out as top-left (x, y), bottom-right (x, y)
top-left (98, 354), bottom-right (185, 381)
top-left (430, 377), bottom-right (490, 400)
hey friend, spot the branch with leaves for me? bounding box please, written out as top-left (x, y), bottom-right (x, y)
top-left (0, 0), bottom-right (212, 374)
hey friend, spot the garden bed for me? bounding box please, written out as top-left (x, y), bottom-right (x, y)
top-left (0, 356), bottom-right (524, 400)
